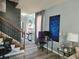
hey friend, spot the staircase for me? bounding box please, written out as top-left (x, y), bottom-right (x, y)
top-left (0, 16), bottom-right (21, 42)
top-left (0, 0), bottom-right (21, 42)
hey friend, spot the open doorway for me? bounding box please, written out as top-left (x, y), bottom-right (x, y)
top-left (21, 13), bottom-right (35, 45)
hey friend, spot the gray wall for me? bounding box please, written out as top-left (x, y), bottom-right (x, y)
top-left (43, 0), bottom-right (79, 52)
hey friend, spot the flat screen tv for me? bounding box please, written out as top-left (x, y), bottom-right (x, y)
top-left (49, 15), bottom-right (60, 42)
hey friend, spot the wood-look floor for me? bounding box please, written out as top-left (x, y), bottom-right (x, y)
top-left (10, 41), bottom-right (62, 59)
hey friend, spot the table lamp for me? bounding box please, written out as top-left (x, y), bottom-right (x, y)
top-left (67, 33), bottom-right (78, 47)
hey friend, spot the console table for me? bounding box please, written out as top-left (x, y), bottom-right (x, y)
top-left (57, 47), bottom-right (75, 59)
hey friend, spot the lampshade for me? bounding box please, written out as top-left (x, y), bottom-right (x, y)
top-left (67, 33), bottom-right (78, 42)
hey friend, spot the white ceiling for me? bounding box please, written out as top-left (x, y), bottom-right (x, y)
top-left (17, 0), bottom-right (63, 14)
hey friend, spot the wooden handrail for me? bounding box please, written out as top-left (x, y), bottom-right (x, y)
top-left (0, 16), bottom-right (25, 34)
